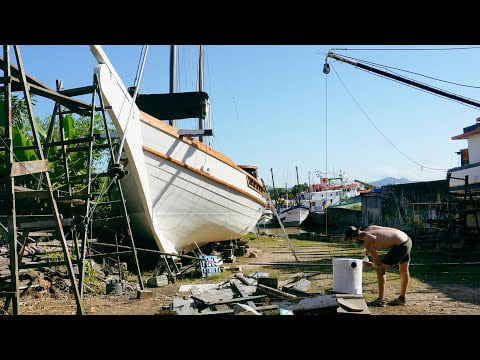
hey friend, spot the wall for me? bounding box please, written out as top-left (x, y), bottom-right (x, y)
top-left (468, 133), bottom-right (480, 164)
top-left (361, 180), bottom-right (447, 232)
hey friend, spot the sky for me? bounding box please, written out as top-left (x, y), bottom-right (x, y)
top-left (14, 45), bottom-right (480, 187)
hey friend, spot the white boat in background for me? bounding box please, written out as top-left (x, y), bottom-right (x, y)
top-left (277, 204), bottom-right (310, 227)
top-left (299, 176), bottom-right (361, 213)
top-left (90, 46), bottom-right (267, 254)
top-left (256, 208), bottom-right (277, 227)
top-left (449, 118), bottom-right (480, 192)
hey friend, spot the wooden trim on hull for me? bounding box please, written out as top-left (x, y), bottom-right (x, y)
top-left (142, 145), bottom-right (268, 208)
top-left (140, 111), bottom-right (265, 193)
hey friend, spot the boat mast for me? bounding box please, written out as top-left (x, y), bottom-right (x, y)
top-left (295, 166), bottom-right (300, 205)
top-left (198, 45), bottom-right (204, 143)
top-left (270, 168), bottom-right (278, 207)
top-left (169, 45), bottom-right (177, 127)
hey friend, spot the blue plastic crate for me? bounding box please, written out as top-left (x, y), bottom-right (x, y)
top-left (199, 255), bottom-right (222, 277)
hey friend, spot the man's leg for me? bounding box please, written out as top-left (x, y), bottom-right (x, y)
top-left (399, 261), bottom-right (410, 298)
top-left (377, 263), bottom-right (390, 299)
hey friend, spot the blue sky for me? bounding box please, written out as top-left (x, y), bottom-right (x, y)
top-left (17, 45), bottom-right (480, 187)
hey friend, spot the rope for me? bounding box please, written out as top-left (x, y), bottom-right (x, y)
top-left (115, 45), bottom-right (149, 164)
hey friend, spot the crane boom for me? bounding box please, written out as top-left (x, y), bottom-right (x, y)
top-left (326, 51), bottom-right (480, 109)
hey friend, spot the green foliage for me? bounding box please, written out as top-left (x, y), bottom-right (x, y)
top-left (12, 126), bottom-right (37, 161)
top-left (62, 114), bottom-right (75, 139)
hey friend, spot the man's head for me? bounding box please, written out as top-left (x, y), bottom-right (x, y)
top-left (344, 226), bottom-right (360, 240)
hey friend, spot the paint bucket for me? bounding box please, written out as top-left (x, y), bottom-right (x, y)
top-left (106, 280), bottom-right (124, 295)
top-left (332, 258), bottom-right (363, 294)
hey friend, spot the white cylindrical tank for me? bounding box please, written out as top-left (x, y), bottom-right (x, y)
top-left (332, 258), bottom-right (363, 294)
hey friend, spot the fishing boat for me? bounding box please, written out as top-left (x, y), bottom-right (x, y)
top-left (90, 45), bottom-right (267, 254)
top-left (298, 176), bottom-right (361, 214)
top-left (448, 118), bottom-right (480, 192)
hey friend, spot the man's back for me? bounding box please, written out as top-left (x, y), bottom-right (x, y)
top-left (364, 225), bottom-right (408, 249)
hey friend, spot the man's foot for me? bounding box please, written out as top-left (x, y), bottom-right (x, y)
top-left (387, 296), bottom-right (406, 306)
top-left (367, 298), bottom-right (386, 307)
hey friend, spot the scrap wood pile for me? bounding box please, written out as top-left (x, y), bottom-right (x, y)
top-left (0, 242), bottom-right (139, 300)
top-left (162, 272), bottom-right (368, 315)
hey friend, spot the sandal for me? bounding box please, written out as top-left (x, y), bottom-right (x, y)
top-left (367, 298), bottom-right (386, 307)
top-left (387, 297), bottom-right (406, 306)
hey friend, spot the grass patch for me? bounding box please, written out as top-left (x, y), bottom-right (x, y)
top-left (242, 232), bottom-right (480, 289)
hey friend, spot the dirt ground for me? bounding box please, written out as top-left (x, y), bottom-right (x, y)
top-left (12, 238), bottom-right (480, 316)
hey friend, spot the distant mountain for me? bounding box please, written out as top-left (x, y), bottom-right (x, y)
top-left (369, 177), bottom-right (412, 186)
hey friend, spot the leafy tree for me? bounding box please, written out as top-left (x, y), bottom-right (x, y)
top-left (1, 93), bottom-right (115, 215)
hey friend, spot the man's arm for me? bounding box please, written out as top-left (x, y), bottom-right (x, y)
top-left (363, 235), bottom-right (381, 268)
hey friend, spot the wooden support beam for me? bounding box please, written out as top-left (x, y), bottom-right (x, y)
top-left (10, 160), bottom-right (49, 177)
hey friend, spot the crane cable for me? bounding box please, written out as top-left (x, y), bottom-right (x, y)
top-left (328, 62), bottom-right (448, 173)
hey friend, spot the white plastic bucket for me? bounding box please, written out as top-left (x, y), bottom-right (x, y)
top-left (332, 258), bottom-right (363, 294)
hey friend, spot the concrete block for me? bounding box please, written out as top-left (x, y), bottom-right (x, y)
top-left (137, 289), bottom-right (153, 300)
top-left (146, 275), bottom-right (169, 288)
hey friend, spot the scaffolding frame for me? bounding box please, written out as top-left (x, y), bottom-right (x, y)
top-left (0, 45), bottom-right (144, 315)
top-left (427, 173), bottom-right (480, 252)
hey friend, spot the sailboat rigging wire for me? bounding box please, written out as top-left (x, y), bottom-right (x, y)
top-left (333, 53), bottom-right (480, 89)
top-left (115, 45), bottom-right (149, 164)
top-left (331, 64), bottom-right (448, 172)
top-left (133, 45), bottom-right (147, 85)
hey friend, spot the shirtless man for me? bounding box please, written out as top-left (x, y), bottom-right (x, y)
top-left (344, 225), bottom-right (412, 307)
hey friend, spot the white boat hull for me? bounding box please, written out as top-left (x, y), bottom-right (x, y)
top-left (278, 206), bottom-right (310, 227)
top-left (91, 46), bottom-right (266, 254)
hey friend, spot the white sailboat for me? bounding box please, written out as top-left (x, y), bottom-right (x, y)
top-left (90, 45), bottom-right (267, 254)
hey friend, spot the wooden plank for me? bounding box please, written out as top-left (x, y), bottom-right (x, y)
top-left (256, 284), bottom-right (298, 300)
top-left (281, 286), bottom-right (315, 298)
top-left (10, 160), bottom-right (49, 177)
top-left (277, 294), bottom-right (339, 313)
top-left (14, 190), bottom-right (51, 200)
top-left (230, 279), bottom-right (257, 310)
top-left (337, 298), bottom-right (364, 312)
top-left (234, 273), bottom-right (256, 286)
top-left (336, 294), bottom-right (370, 315)
top-left (192, 294), bottom-right (266, 306)
top-left (284, 278), bottom-right (311, 292)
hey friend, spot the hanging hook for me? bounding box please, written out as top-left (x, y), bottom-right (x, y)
top-left (323, 58), bottom-right (330, 74)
